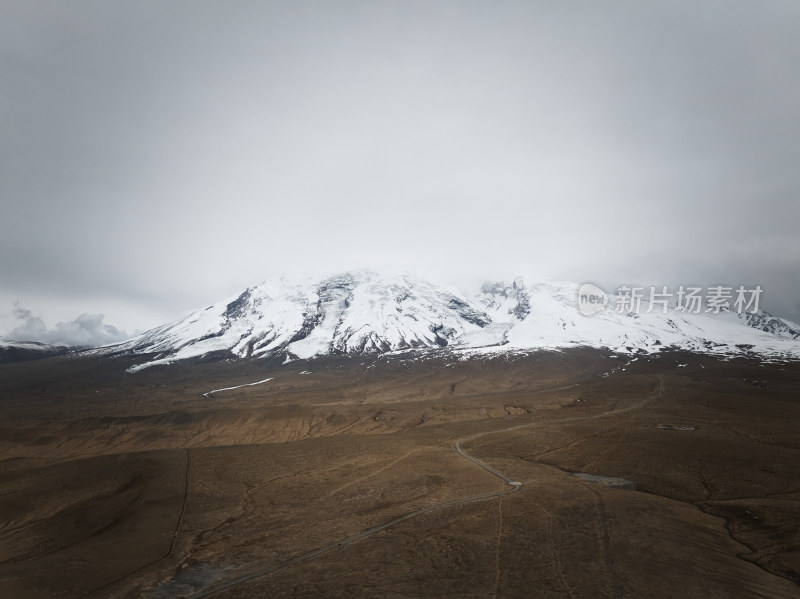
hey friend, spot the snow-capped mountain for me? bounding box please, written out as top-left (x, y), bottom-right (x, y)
top-left (476, 280), bottom-right (800, 357)
top-left (742, 311), bottom-right (800, 340)
top-left (112, 271), bottom-right (501, 371)
top-left (100, 271), bottom-right (800, 371)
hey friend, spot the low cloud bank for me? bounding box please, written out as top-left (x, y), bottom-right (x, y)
top-left (4, 303), bottom-right (130, 347)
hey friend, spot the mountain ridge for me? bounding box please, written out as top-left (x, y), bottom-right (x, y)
top-left (85, 270), bottom-right (800, 371)
top-left (0, 341), bottom-right (71, 363)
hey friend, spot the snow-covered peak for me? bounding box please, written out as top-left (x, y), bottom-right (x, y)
top-left (741, 311), bottom-right (800, 340)
top-left (101, 271), bottom-right (800, 371)
top-left (476, 279), bottom-right (800, 359)
top-left (476, 278), bottom-right (531, 321)
top-left (111, 270), bottom-right (499, 370)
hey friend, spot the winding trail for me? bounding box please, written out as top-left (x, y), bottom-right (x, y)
top-left (490, 499), bottom-right (504, 599)
top-left (184, 375), bottom-right (663, 598)
top-left (78, 449), bottom-right (192, 599)
top-left (324, 448), bottom-right (423, 498)
top-left (187, 451), bottom-right (522, 598)
top-left (577, 482), bottom-right (624, 598)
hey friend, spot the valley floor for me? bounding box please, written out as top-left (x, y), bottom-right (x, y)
top-left (0, 349), bottom-right (798, 598)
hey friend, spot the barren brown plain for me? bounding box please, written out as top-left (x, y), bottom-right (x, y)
top-left (0, 348), bottom-right (798, 598)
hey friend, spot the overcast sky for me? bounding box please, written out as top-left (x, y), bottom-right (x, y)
top-left (1, 0), bottom-right (799, 343)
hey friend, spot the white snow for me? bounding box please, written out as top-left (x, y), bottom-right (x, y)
top-left (100, 271), bottom-right (800, 371)
top-left (202, 377), bottom-right (273, 398)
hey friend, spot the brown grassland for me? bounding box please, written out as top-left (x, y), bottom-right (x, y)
top-left (0, 348), bottom-right (798, 598)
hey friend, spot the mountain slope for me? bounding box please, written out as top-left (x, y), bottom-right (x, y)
top-left (476, 280), bottom-right (800, 358)
top-left (0, 341), bottom-right (71, 363)
top-left (111, 271), bottom-right (501, 371)
top-left (100, 271), bottom-right (800, 371)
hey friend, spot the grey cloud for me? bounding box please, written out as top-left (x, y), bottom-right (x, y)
top-left (0, 1), bottom-right (798, 328)
top-left (9, 303), bottom-right (47, 341)
top-left (5, 303), bottom-right (129, 347)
